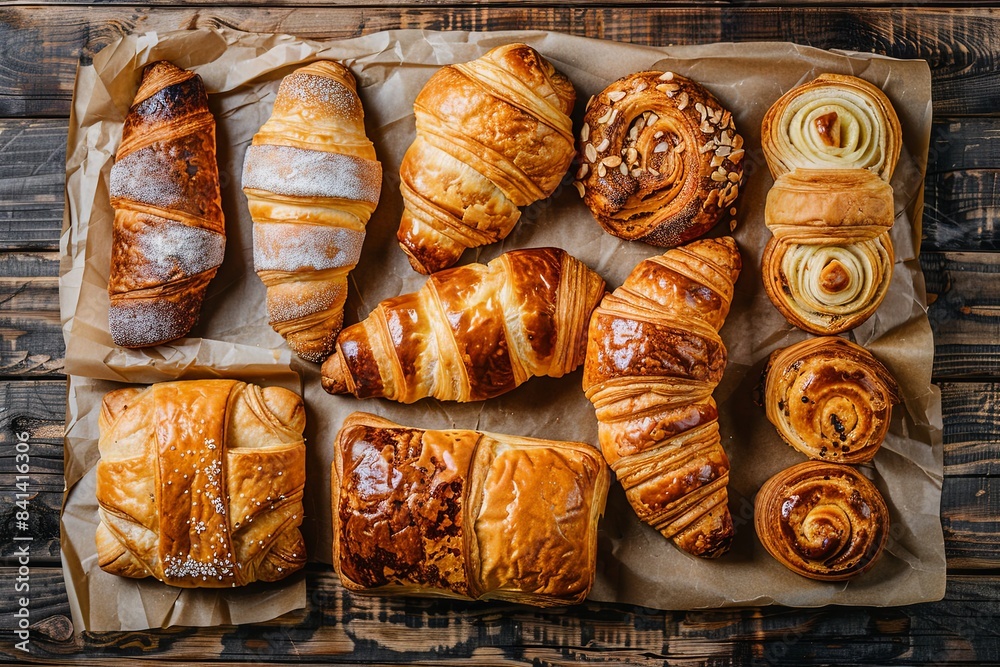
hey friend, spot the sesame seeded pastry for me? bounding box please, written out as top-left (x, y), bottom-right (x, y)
top-left (243, 60), bottom-right (382, 363)
top-left (95, 379), bottom-right (307, 588)
top-left (396, 43), bottom-right (576, 275)
top-left (582, 236), bottom-right (741, 558)
top-left (108, 61), bottom-right (225, 348)
top-left (575, 71), bottom-right (744, 247)
top-left (331, 412), bottom-right (610, 607)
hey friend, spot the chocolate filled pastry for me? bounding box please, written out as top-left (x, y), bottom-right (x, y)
top-left (243, 61), bottom-right (382, 363)
top-left (108, 61), bottom-right (225, 348)
top-left (396, 43), bottom-right (576, 274)
top-left (95, 380), bottom-right (307, 587)
top-left (761, 73), bottom-right (901, 181)
top-left (755, 461), bottom-right (889, 581)
top-left (321, 247), bottom-right (605, 403)
top-left (575, 71), bottom-right (744, 247)
top-left (582, 237), bottom-right (741, 558)
top-left (765, 337), bottom-right (900, 463)
top-left (760, 74), bottom-right (902, 334)
top-left (331, 412), bottom-right (610, 606)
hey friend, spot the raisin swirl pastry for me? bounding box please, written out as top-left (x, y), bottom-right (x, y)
top-left (755, 461), bottom-right (889, 581)
top-left (761, 73), bottom-right (901, 180)
top-left (765, 337), bottom-right (900, 463)
top-left (575, 71), bottom-right (744, 247)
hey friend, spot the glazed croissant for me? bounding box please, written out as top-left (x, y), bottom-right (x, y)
top-left (755, 461), bottom-right (889, 581)
top-left (322, 247), bottom-right (605, 402)
top-left (761, 169), bottom-right (895, 333)
top-left (575, 71), bottom-right (744, 247)
top-left (332, 412), bottom-right (610, 606)
top-left (765, 337), bottom-right (900, 463)
top-left (397, 43), bottom-right (576, 274)
top-left (760, 74), bottom-right (902, 334)
top-left (108, 61), bottom-right (225, 348)
top-left (582, 236), bottom-right (741, 558)
top-left (95, 379), bottom-right (307, 587)
top-left (243, 61), bottom-right (382, 362)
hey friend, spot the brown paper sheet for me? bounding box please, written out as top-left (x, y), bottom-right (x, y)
top-left (60, 28), bottom-right (944, 630)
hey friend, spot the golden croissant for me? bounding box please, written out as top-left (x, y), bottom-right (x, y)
top-left (108, 61), bottom-right (225, 348)
top-left (96, 379), bottom-right (307, 587)
top-left (321, 247), bottom-right (605, 402)
top-left (765, 336), bottom-right (900, 463)
top-left (396, 43), bottom-right (576, 274)
top-left (243, 61), bottom-right (382, 362)
top-left (575, 71), bottom-right (744, 247)
top-left (332, 412), bottom-right (610, 606)
top-left (755, 461), bottom-right (889, 581)
top-left (582, 236), bottom-right (741, 557)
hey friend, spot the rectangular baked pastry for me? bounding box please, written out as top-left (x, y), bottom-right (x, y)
top-left (331, 412), bottom-right (610, 606)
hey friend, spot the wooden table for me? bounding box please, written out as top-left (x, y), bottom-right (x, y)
top-left (2, 4), bottom-right (999, 664)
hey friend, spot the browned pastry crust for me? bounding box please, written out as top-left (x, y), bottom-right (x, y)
top-left (575, 71), bottom-right (744, 247)
top-left (396, 43), bottom-right (576, 274)
top-left (765, 337), bottom-right (900, 463)
top-left (755, 461), bottom-right (889, 581)
top-left (321, 247), bottom-right (605, 402)
top-left (243, 61), bottom-right (382, 363)
top-left (582, 237), bottom-right (741, 557)
top-left (761, 73), bottom-right (902, 181)
top-left (108, 61), bottom-right (225, 348)
top-left (96, 379), bottom-right (307, 587)
top-left (331, 412), bottom-right (610, 606)
top-left (761, 169), bottom-right (895, 334)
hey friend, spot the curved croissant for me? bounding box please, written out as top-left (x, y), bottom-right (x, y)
top-left (582, 237), bottom-right (741, 557)
top-left (762, 169), bottom-right (895, 334)
top-left (765, 337), bottom-right (900, 463)
top-left (243, 61), bottom-right (382, 362)
top-left (397, 44), bottom-right (576, 274)
top-left (576, 71), bottom-right (744, 247)
top-left (755, 461), bottom-right (889, 581)
top-left (761, 73), bottom-right (901, 181)
top-left (108, 61), bottom-right (225, 348)
top-left (321, 247), bottom-right (605, 403)
top-left (96, 379), bottom-right (307, 587)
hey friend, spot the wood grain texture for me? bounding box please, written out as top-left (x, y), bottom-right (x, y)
top-left (0, 8), bottom-right (997, 116)
top-left (940, 382), bottom-right (1000, 478)
top-left (924, 171), bottom-right (1000, 252)
top-left (2, 567), bottom-right (999, 665)
top-left (0, 120), bottom-right (65, 252)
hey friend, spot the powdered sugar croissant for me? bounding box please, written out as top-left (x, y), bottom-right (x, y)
top-left (396, 44), bottom-right (576, 274)
top-left (583, 237), bottom-right (741, 558)
top-left (322, 247), bottom-right (605, 402)
top-left (243, 61), bottom-right (382, 362)
top-left (108, 61), bottom-right (225, 348)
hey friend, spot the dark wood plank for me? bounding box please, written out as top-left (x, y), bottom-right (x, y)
top-left (0, 120), bottom-right (65, 251)
top-left (929, 118), bottom-right (1000, 174)
top-left (924, 171), bottom-right (1000, 252)
top-left (0, 8), bottom-right (997, 117)
top-left (0, 271), bottom-right (63, 377)
top-left (940, 382), bottom-right (1000, 478)
top-left (3, 567), bottom-right (999, 665)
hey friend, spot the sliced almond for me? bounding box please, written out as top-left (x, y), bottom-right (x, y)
top-left (629, 125), bottom-right (639, 141)
top-left (608, 90), bottom-right (626, 102)
top-left (585, 143), bottom-right (598, 163)
top-left (653, 142), bottom-right (669, 153)
top-left (586, 95), bottom-right (595, 111)
top-left (700, 121), bottom-right (713, 134)
top-left (699, 140), bottom-right (716, 154)
top-left (608, 108), bottom-right (619, 124)
top-left (597, 162), bottom-right (607, 178)
top-left (626, 147), bottom-right (638, 164)
top-left (677, 92), bottom-right (689, 111)
top-left (648, 166), bottom-right (660, 176)
top-left (581, 122), bottom-right (590, 142)
top-left (654, 130), bottom-right (664, 139)
top-left (573, 181), bottom-right (586, 198)
top-left (647, 112), bottom-right (659, 126)
top-left (576, 163), bottom-right (589, 179)
top-left (710, 155), bottom-right (724, 168)
top-left (711, 171), bottom-right (727, 182)
top-left (619, 163), bottom-right (628, 175)
top-left (733, 134), bottom-right (744, 150)
top-left (715, 144), bottom-right (732, 157)
top-left (635, 81), bottom-right (648, 93)
top-left (729, 148), bottom-right (745, 163)
top-left (673, 141), bottom-right (685, 153)
top-left (602, 155), bottom-right (623, 167)
top-left (728, 171), bottom-right (741, 183)
top-left (596, 107), bottom-right (614, 124)
top-left (659, 71), bottom-right (675, 81)
top-left (631, 168), bottom-right (643, 177)
top-left (596, 138), bottom-right (610, 152)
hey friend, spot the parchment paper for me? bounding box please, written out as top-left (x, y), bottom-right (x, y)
top-left (60, 28), bottom-right (944, 631)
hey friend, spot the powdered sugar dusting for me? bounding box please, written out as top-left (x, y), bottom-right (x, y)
top-left (135, 218), bottom-right (225, 282)
top-left (109, 298), bottom-right (193, 348)
top-left (268, 282), bottom-right (341, 325)
top-left (254, 222), bottom-right (363, 272)
top-left (279, 72), bottom-right (360, 120)
top-left (111, 145), bottom-right (187, 208)
top-left (242, 144), bottom-right (381, 204)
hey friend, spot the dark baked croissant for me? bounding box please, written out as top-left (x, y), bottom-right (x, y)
top-left (575, 71), bottom-right (743, 247)
top-left (765, 336), bottom-right (900, 463)
top-left (243, 61), bottom-right (382, 363)
top-left (755, 461), bottom-right (889, 581)
top-left (322, 247), bottom-right (605, 402)
top-left (332, 412), bottom-right (610, 606)
top-left (582, 236), bottom-right (741, 557)
top-left (761, 169), bottom-right (895, 334)
top-left (108, 61), bottom-right (225, 348)
top-left (396, 43), bottom-right (576, 274)
top-left (96, 379), bottom-right (307, 587)
top-left (761, 73), bottom-right (901, 181)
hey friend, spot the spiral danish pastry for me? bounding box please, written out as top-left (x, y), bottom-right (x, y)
top-left (761, 73), bottom-right (901, 181)
top-left (755, 461), bottom-right (889, 581)
top-left (575, 71), bottom-right (744, 247)
top-left (765, 337), bottom-right (900, 463)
